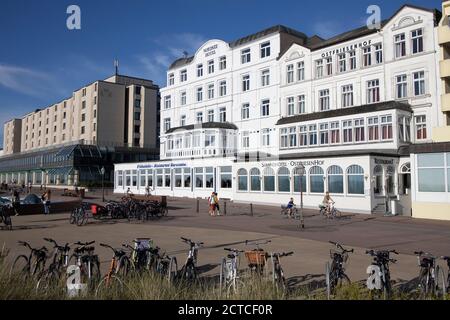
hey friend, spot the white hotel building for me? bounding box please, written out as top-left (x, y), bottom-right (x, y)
top-left (115, 4), bottom-right (450, 220)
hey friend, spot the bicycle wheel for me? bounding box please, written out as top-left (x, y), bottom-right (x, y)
top-left (417, 268), bottom-right (429, 300)
top-left (10, 255), bottom-right (29, 277)
top-left (36, 268), bottom-right (60, 293)
top-left (117, 256), bottom-right (131, 277)
top-left (383, 275), bottom-right (392, 300)
top-left (95, 275), bottom-right (125, 299)
top-left (219, 258), bottom-right (227, 295)
top-left (436, 266), bottom-right (447, 300)
top-left (168, 257), bottom-right (178, 283)
top-left (180, 264), bottom-right (197, 282)
top-left (69, 209), bottom-right (77, 224)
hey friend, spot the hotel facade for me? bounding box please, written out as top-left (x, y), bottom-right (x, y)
top-left (1, 74), bottom-right (160, 187)
top-left (115, 4), bottom-right (450, 220)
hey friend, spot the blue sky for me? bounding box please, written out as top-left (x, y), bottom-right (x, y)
top-left (0, 0), bottom-right (442, 147)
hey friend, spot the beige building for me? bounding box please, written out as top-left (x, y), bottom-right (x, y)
top-left (2, 74), bottom-right (159, 156)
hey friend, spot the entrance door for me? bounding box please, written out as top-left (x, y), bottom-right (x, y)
top-left (398, 163), bottom-right (412, 216)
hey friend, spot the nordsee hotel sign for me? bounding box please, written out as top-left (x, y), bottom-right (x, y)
top-left (137, 163), bottom-right (187, 169)
top-left (204, 44), bottom-right (218, 57)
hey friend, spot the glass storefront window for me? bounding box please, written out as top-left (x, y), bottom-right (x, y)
top-left (310, 166), bottom-right (324, 194)
top-left (132, 170), bottom-right (137, 187)
top-left (117, 171), bottom-right (123, 187)
top-left (250, 168), bottom-right (261, 191)
top-left (221, 166), bottom-right (232, 189)
top-left (238, 169), bottom-right (248, 191)
top-left (263, 167), bottom-right (275, 192)
top-left (277, 167), bottom-right (290, 193)
top-left (140, 170), bottom-right (146, 188)
top-left (156, 169), bottom-right (163, 187)
top-left (347, 165), bottom-right (364, 195)
top-left (328, 166), bottom-right (343, 194)
top-left (205, 167), bottom-right (214, 188)
top-left (184, 168), bottom-right (191, 188)
top-left (147, 169), bottom-right (153, 187)
top-left (175, 168), bottom-right (182, 188)
top-left (418, 169), bottom-right (445, 192)
top-left (195, 168), bottom-right (204, 188)
top-left (164, 169), bottom-right (171, 187)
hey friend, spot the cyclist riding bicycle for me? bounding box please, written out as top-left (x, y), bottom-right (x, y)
top-left (322, 192), bottom-right (335, 217)
top-left (286, 198), bottom-right (295, 218)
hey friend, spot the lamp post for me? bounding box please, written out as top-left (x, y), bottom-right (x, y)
top-left (296, 165), bottom-right (306, 229)
top-left (101, 166), bottom-right (105, 202)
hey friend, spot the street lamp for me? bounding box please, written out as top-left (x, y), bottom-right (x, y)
top-left (296, 165), bottom-right (306, 229)
top-left (100, 166), bottom-right (105, 202)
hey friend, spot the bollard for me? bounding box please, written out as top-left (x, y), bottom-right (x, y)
top-left (223, 201), bottom-right (227, 215)
top-left (250, 203), bottom-right (253, 217)
top-left (196, 198), bottom-right (200, 214)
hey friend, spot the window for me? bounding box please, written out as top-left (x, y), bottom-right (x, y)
top-left (183, 168), bottom-right (191, 188)
top-left (208, 60), bottom-right (214, 74)
top-left (220, 166), bottom-right (232, 189)
top-left (219, 56), bottom-right (227, 70)
top-left (260, 42), bottom-right (270, 58)
top-left (310, 166), bottom-right (324, 193)
top-left (298, 95), bottom-right (306, 114)
top-left (196, 87), bottom-right (203, 102)
top-left (347, 165), bottom-right (364, 195)
top-left (415, 115), bottom-right (427, 140)
top-left (207, 109), bottom-right (215, 122)
top-left (319, 123), bottom-right (329, 145)
top-left (82, 101), bottom-right (86, 109)
top-left (363, 47), bottom-right (372, 67)
top-left (180, 115), bottom-right (186, 127)
top-left (413, 71), bottom-right (425, 96)
top-left (367, 79), bottom-right (380, 104)
top-left (174, 168), bottom-right (183, 188)
top-left (316, 60), bottom-right (324, 78)
top-left (82, 88), bottom-right (86, 97)
top-left (242, 74), bottom-right (250, 92)
top-left (168, 73), bottom-right (174, 85)
top-left (261, 100), bottom-right (270, 117)
top-left (197, 64), bottom-right (203, 77)
top-left (325, 57), bottom-right (333, 76)
top-left (396, 74), bottom-right (408, 99)
top-left (309, 124), bottom-right (317, 146)
top-left (164, 118), bottom-right (171, 132)
top-left (278, 167), bottom-right (290, 192)
top-left (238, 169), bottom-right (248, 191)
top-left (241, 48), bottom-right (251, 64)
top-left (180, 69), bottom-right (187, 82)
top-left (261, 69), bottom-right (270, 87)
top-left (338, 53), bottom-right (346, 73)
top-left (195, 168), bottom-right (204, 188)
top-left (417, 154), bottom-right (446, 192)
top-left (164, 95), bottom-right (171, 109)
top-left (219, 107), bottom-right (226, 122)
top-left (241, 103), bottom-right (250, 120)
top-left (219, 81), bottom-right (227, 96)
top-left (262, 128), bottom-right (270, 146)
top-left (242, 131), bottom-right (250, 148)
top-left (117, 171), bottom-right (123, 187)
top-left (368, 117), bottom-right (379, 141)
top-left (205, 167), bottom-right (214, 188)
top-left (342, 120), bottom-right (353, 143)
top-left (81, 126), bottom-right (85, 135)
top-left (375, 43), bottom-right (383, 64)
top-left (208, 84), bottom-right (215, 99)
top-left (349, 51), bottom-right (357, 70)
top-left (395, 33), bottom-right (406, 58)
top-left (342, 85), bottom-right (354, 108)
top-left (196, 112), bottom-right (203, 123)
top-left (328, 166), bottom-right (343, 194)
top-left (411, 29), bottom-right (424, 54)
top-left (288, 127), bottom-right (297, 147)
top-left (193, 132), bottom-right (201, 147)
top-left (250, 168), bottom-right (261, 191)
top-left (354, 119), bottom-right (365, 142)
top-left (287, 64), bottom-right (294, 83)
top-left (381, 115), bottom-right (393, 140)
top-left (293, 167), bottom-right (307, 193)
top-left (81, 114), bottom-right (86, 122)
top-left (319, 89), bottom-right (330, 111)
top-left (287, 97), bottom-right (296, 116)
top-left (263, 167), bottom-right (275, 192)
top-left (330, 122), bottom-right (340, 144)
top-left (181, 91), bottom-right (187, 105)
top-left (184, 133), bottom-right (191, 148)
top-left (297, 61), bottom-right (305, 81)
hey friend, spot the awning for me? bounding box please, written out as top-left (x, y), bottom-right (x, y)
top-left (55, 145), bottom-right (79, 160)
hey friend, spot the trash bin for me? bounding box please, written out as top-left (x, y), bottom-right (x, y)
top-left (390, 200), bottom-right (397, 216)
top-left (91, 204), bottom-right (98, 215)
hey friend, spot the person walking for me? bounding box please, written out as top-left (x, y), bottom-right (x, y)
top-left (27, 182), bottom-right (32, 194)
top-left (214, 193), bottom-right (221, 216)
top-left (12, 190), bottom-right (21, 217)
top-left (42, 189), bottom-right (51, 215)
top-left (208, 192), bottom-right (216, 216)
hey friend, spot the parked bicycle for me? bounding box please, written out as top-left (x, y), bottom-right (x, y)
top-left (441, 256), bottom-right (450, 297)
top-left (270, 251), bottom-right (293, 291)
top-left (319, 202), bottom-right (341, 219)
top-left (95, 243), bottom-right (128, 297)
top-left (413, 251), bottom-right (446, 299)
top-left (220, 248), bottom-right (245, 295)
top-left (69, 203), bottom-right (90, 226)
top-left (0, 204), bottom-right (13, 230)
top-left (178, 237), bottom-right (203, 282)
top-left (366, 249), bottom-right (398, 300)
top-left (244, 240), bottom-right (271, 276)
top-left (10, 241), bottom-right (48, 278)
top-left (36, 238), bottom-right (71, 291)
top-left (325, 241), bottom-right (354, 299)
top-left (69, 241), bottom-right (101, 289)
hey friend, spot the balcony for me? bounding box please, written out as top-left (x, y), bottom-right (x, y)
top-left (440, 59), bottom-right (450, 79)
top-left (438, 26), bottom-right (450, 45)
top-left (432, 126), bottom-right (450, 143)
top-left (442, 93), bottom-right (450, 113)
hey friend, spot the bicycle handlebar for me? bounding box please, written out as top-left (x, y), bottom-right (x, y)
top-left (44, 238), bottom-right (70, 250)
top-left (181, 237), bottom-right (203, 246)
top-left (329, 241), bottom-right (354, 254)
top-left (272, 251), bottom-right (294, 258)
top-left (224, 248), bottom-right (244, 253)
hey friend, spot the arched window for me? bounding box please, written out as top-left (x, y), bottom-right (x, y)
top-left (293, 167), bottom-right (307, 193)
top-left (250, 168), bottom-right (261, 191)
top-left (400, 163), bottom-right (411, 174)
top-left (328, 165), bottom-right (343, 194)
top-left (310, 166), bottom-right (324, 193)
top-left (263, 167), bottom-right (275, 192)
top-left (347, 165), bottom-right (364, 195)
top-left (238, 169), bottom-right (248, 191)
top-left (277, 167), bottom-right (290, 193)
top-left (373, 165), bottom-right (383, 194)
